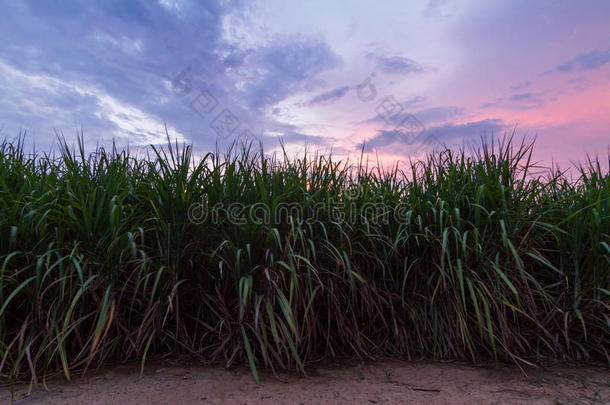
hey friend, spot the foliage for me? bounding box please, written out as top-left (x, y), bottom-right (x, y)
top-left (0, 135), bottom-right (608, 383)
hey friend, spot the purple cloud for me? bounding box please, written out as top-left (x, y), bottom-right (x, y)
top-left (241, 38), bottom-right (341, 110)
top-left (0, 0), bottom-right (342, 151)
top-left (360, 119), bottom-right (505, 153)
top-left (367, 53), bottom-right (426, 75)
top-left (555, 48), bottom-right (610, 72)
top-left (308, 86), bottom-right (350, 105)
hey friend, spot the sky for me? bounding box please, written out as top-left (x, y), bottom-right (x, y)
top-left (1, 0), bottom-right (609, 169)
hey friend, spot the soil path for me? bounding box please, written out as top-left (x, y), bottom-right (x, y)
top-left (2, 360), bottom-right (608, 404)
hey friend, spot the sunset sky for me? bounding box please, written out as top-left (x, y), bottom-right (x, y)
top-left (1, 0), bottom-right (609, 168)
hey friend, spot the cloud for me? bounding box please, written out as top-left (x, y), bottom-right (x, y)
top-left (0, 62), bottom-right (185, 145)
top-left (276, 131), bottom-right (333, 146)
top-left (425, 119), bottom-right (505, 141)
top-left (509, 92), bottom-right (534, 101)
top-left (424, 0), bottom-right (449, 17)
top-left (258, 122), bottom-right (338, 152)
top-left (0, 0), bottom-right (342, 152)
top-left (361, 119), bottom-right (505, 153)
top-left (360, 130), bottom-right (402, 152)
top-left (402, 96), bottom-right (427, 108)
top-left (482, 91), bottom-right (547, 110)
top-left (414, 106), bottom-right (463, 124)
top-left (0, 60), bottom-right (187, 147)
top-left (308, 86), bottom-right (350, 105)
top-left (363, 104), bottom-right (462, 126)
top-left (377, 56), bottom-right (425, 75)
top-left (510, 81), bottom-right (531, 91)
top-left (238, 38), bottom-right (342, 111)
top-left (366, 53), bottom-right (426, 75)
top-left (554, 48), bottom-right (610, 73)
top-left (0, 1), bottom-right (230, 148)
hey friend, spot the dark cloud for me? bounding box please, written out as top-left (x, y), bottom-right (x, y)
top-left (510, 93), bottom-right (534, 101)
top-left (425, 119), bottom-right (505, 141)
top-left (366, 53), bottom-right (426, 75)
top-left (276, 132), bottom-right (332, 146)
top-left (510, 81), bottom-right (531, 91)
top-left (424, 0), bottom-right (449, 17)
top-left (255, 119), bottom-right (346, 155)
top-left (482, 91), bottom-right (546, 110)
top-left (308, 86), bottom-right (350, 105)
top-left (414, 106), bottom-right (463, 124)
top-left (376, 56), bottom-right (425, 75)
top-left (360, 130), bottom-right (402, 152)
top-left (360, 119), bottom-right (505, 153)
top-left (0, 0), bottom-right (341, 151)
top-left (363, 104), bottom-right (462, 126)
top-left (239, 38), bottom-right (341, 111)
top-left (554, 48), bottom-right (610, 73)
top-left (257, 122), bottom-right (338, 151)
top-left (0, 0), bottom-right (229, 149)
top-left (402, 95), bottom-right (427, 108)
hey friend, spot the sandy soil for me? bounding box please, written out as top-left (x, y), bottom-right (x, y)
top-left (1, 359), bottom-right (608, 404)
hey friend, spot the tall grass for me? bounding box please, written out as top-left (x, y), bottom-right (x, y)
top-left (0, 135), bottom-right (608, 384)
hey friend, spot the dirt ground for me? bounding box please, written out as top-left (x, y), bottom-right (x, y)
top-left (1, 359), bottom-right (608, 404)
